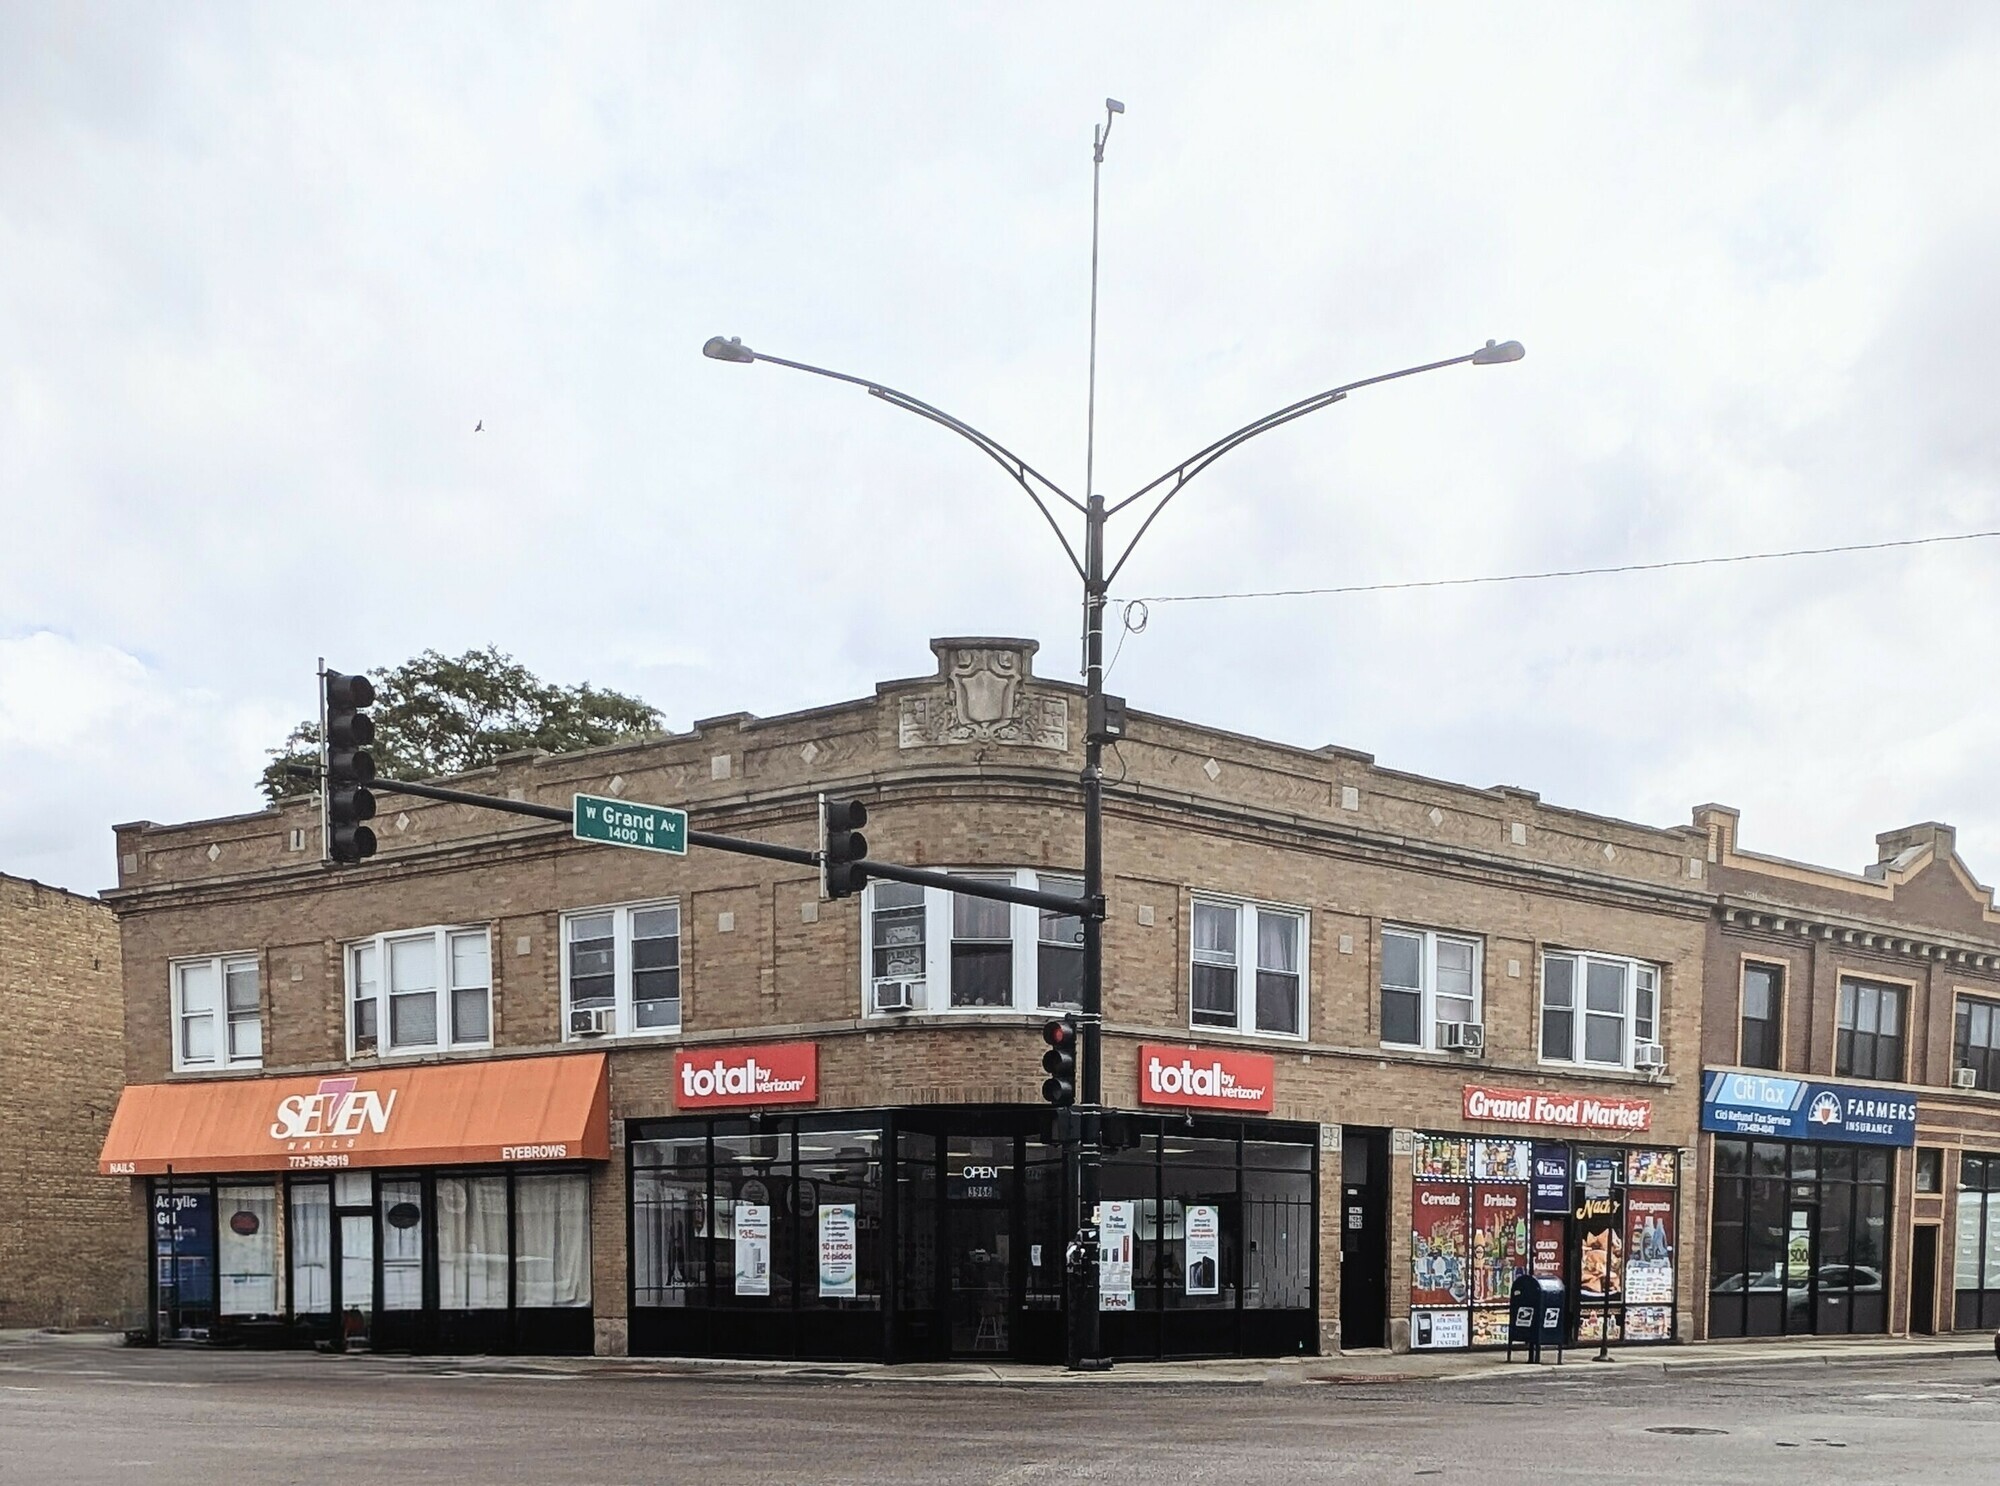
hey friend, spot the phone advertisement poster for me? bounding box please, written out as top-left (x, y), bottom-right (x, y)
top-left (735, 1202), bottom-right (771, 1297)
top-left (1099, 1200), bottom-right (1135, 1311)
top-left (818, 1203), bottom-right (857, 1299)
top-left (1185, 1204), bottom-right (1220, 1296)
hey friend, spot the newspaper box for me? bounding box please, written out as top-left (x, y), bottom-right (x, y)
top-left (1506, 1274), bottom-right (1566, 1363)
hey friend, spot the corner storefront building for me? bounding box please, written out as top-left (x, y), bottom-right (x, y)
top-left (101, 637), bottom-right (1712, 1359)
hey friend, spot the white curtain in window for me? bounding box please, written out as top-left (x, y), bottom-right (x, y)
top-left (515, 1173), bottom-right (592, 1308)
top-left (379, 1177), bottom-right (424, 1310)
top-left (218, 1183), bottom-right (278, 1315)
top-left (438, 1175), bottom-right (510, 1309)
top-left (289, 1184), bottom-right (332, 1314)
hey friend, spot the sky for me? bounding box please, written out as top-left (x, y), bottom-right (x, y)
top-left (5, 3), bottom-right (2000, 897)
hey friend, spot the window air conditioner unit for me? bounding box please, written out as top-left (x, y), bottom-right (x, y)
top-left (569, 1006), bottom-right (613, 1037)
top-left (1634, 1042), bottom-right (1667, 1071)
top-left (1955, 1067), bottom-right (1980, 1090)
top-left (1438, 1021), bottom-right (1485, 1053)
top-left (873, 978), bottom-right (923, 1014)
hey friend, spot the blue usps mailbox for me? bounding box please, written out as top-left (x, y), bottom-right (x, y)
top-left (1506, 1274), bottom-right (1566, 1364)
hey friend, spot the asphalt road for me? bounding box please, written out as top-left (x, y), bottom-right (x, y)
top-left (2, 1338), bottom-right (1996, 1485)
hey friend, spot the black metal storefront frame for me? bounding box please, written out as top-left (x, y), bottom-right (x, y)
top-left (624, 1104), bottom-right (1319, 1364)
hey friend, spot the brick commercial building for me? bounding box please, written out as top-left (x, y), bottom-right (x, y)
top-left (1694, 807), bottom-right (2000, 1342)
top-left (100, 638), bottom-right (1711, 1359)
top-left (0, 872), bottom-right (135, 1328)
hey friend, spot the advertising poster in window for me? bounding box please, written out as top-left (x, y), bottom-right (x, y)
top-left (1624, 1306), bottom-right (1672, 1340)
top-left (1474, 1139), bottom-right (1531, 1183)
top-left (1626, 1149), bottom-right (1677, 1187)
top-left (1470, 1309), bottom-right (1512, 1346)
top-left (1414, 1135), bottom-right (1471, 1182)
top-left (1532, 1145), bottom-right (1571, 1213)
top-left (1531, 1216), bottom-right (1565, 1280)
top-left (1099, 1200), bottom-right (1135, 1311)
top-left (1624, 1188), bottom-right (1675, 1304)
top-left (818, 1203), bottom-right (857, 1299)
top-left (1412, 1182), bottom-right (1469, 1306)
top-left (1472, 1185), bottom-right (1531, 1303)
top-left (1185, 1204), bottom-right (1220, 1296)
top-left (152, 1187), bottom-right (215, 1305)
top-left (1576, 1188), bottom-right (1625, 1301)
top-left (734, 1202), bottom-right (771, 1297)
top-left (1411, 1308), bottom-right (1469, 1349)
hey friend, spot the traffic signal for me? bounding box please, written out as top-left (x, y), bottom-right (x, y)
top-left (819, 795), bottom-right (869, 900)
top-left (324, 670), bottom-right (377, 865)
top-left (1041, 1017), bottom-right (1077, 1107)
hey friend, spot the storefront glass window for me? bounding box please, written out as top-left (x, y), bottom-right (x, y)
top-left (514, 1173), bottom-right (591, 1308)
top-left (216, 1183), bottom-right (278, 1316)
top-left (289, 1183), bottom-right (332, 1315)
top-left (380, 1176), bottom-right (425, 1310)
top-left (1162, 1137), bottom-right (1236, 1310)
top-left (438, 1174), bottom-right (510, 1310)
top-left (633, 1136), bottom-right (708, 1308)
top-left (1244, 1141), bottom-right (1311, 1311)
top-left (714, 1132), bottom-right (795, 1305)
top-left (1102, 1136), bottom-right (1158, 1314)
top-left (797, 1129), bottom-right (883, 1309)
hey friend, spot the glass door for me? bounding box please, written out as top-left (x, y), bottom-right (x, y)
top-left (334, 1172), bottom-right (374, 1348)
top-left (946, 1135), bottom-right (1014, 1356)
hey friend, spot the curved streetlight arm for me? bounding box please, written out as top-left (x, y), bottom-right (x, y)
top-left (706, 339), bottom-right (1089, 581)
top-left (1101, 346), bottom-right (1515, 589)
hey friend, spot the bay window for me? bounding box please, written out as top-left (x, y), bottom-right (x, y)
top-left (1540, 951), bottom-right (1659, 1069)
top-left (1189, 897), bottom-right (1306, 1038)
top-left (562, 900), bottom-right (682, 1037)
top-left (347, 926), bottom-right (492, 1057)
top-left (172, 954), bottom-right (262, 1071)
top-left (861, 871), bottom-right (1088, 1013)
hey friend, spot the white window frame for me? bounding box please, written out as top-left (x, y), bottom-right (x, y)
top-left (1186, 895), bottom-right (1309, 1041)
top-left (171, 953), bottom-right (263, 1072)
top-left (859, 870), bottom-right (1086, 1015)
top-left (1538, 950), bottom-right (1659, 1071)
top-left (1379, 926), bottom-right (1483, 1051)
top-left (560, 899), bottom-right (683, 1038)
top-left (345, 925), bottom-right (492, 1058)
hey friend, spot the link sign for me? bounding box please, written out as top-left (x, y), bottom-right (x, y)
top-left (573, 793), bottom-right (688, 856)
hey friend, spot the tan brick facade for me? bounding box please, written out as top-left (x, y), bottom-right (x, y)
top-left (106, 638), bottom-right (1713, 1355)
top-left (0, 873), bottom-right (138, 1327)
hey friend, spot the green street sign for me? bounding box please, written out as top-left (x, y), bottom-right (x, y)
top-left (573, 793), bottom-right (688, 856)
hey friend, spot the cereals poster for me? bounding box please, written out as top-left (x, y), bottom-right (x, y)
top-left (1412, 1183), bottom-right (1469, 1306)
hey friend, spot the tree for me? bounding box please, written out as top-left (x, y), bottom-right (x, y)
top-left (260, 648), bottom-right (663, 802)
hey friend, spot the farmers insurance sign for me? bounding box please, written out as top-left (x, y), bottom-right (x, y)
top-left (1463, 1083), bottom-right (1653, 1133)
top-left (1138, 1044), bottom-right (1276, 1112)
top-left (1700, 1070), bottom-right (1916, 1147)
top-left (675, 1042), bottom-right (819, 1109)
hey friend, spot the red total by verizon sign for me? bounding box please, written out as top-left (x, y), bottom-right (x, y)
top-left (675, 1042), bottom-right (818, 1109)
top-left (1138, 1044), bottom-right (1276, 1113)
top-left (1463, 1083), bottom-right (1652, 1132)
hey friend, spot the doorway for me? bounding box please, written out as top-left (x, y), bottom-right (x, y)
top-left (946, 1135), bottom-right (1014, 1355)
top-left (1339, 1127), bottom-right (1389, 1349)
top-left (1910, 1225), bottom-right (1938, 1336)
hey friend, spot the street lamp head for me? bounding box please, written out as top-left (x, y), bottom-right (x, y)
top-left (1471, 338), bottom-right (1525, 365)
top-left (1106, 98), bottom-right (1125, 115)
top-left (702, 335), bottom-right (757, 364)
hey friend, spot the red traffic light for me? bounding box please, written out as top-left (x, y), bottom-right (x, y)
top-left (1043, 1018), bottom-right (1075, 1049)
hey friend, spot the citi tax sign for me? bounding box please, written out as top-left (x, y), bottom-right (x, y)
top-left (1137, 1044), bottom-right (1276, 1113)
top-left (675, 1042), bottom-right (819, 1109)
top-left (1701, 1069), bottom-right (1916, 1147)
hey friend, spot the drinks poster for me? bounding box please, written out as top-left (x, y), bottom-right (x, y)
top-left (1624, 1189), bottom-right (1674, 1303)
top-left (734, 1202), bottom-right (771, 1297)
top-left (1411, 1182), bottom-right (1469, 1305)
top-left (1185, 1204), bottom-right (1220, 1296)
top-left (1627, 1149), bottom-right (1677, 1187)
top-left (818, 1203), bottom-right (857, 1299)
top-left (1576, 1188), bottom-right (1624, 1301)
top-left (1474, 1139), bottom-right (1531, 1183)
top-left (1472, 1185), bottom-right (1530, 1303)
top-left (1413, 1135), bottom-right (1471, 1181)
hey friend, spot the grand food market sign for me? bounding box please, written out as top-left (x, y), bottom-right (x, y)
top-left (1700, 1070), bottom-right (1916, 1146)
top-left (1463, 1083), bottom-right (1653, 1132)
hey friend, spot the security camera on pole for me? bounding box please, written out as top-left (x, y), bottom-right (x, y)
top-left (703, 100), bottom-right (1524, 1370)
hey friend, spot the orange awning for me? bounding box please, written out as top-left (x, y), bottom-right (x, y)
top-left (100, 1053), bottom-right (609, 1176)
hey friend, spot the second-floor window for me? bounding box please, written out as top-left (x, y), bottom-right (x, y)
top-left (863, 871), bottom-right (1084, 1014)
top-left (1190, 897), bottom-right (1306, 1038)
top-left (1955, 995), bottom-right (2000, 1093)
top-left (564, 901), bottom-right (682, 1036)
top-left (1837, 977), bottom-right (1904, 1082)
top-left (173, 955), bottom-right (261, 1072)
top-left (1379, 927), bottom-right (1481, 1050)
top-left (349, 927), bottom-right (491, 1057)
top-left (1740, 962), bottom-right (1784, 1069)
top-left (1540, 951), bottom-right (1658, 1069)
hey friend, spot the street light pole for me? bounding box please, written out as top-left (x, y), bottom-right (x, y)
top-left (703, 114), bottom-right (1523, 1375)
